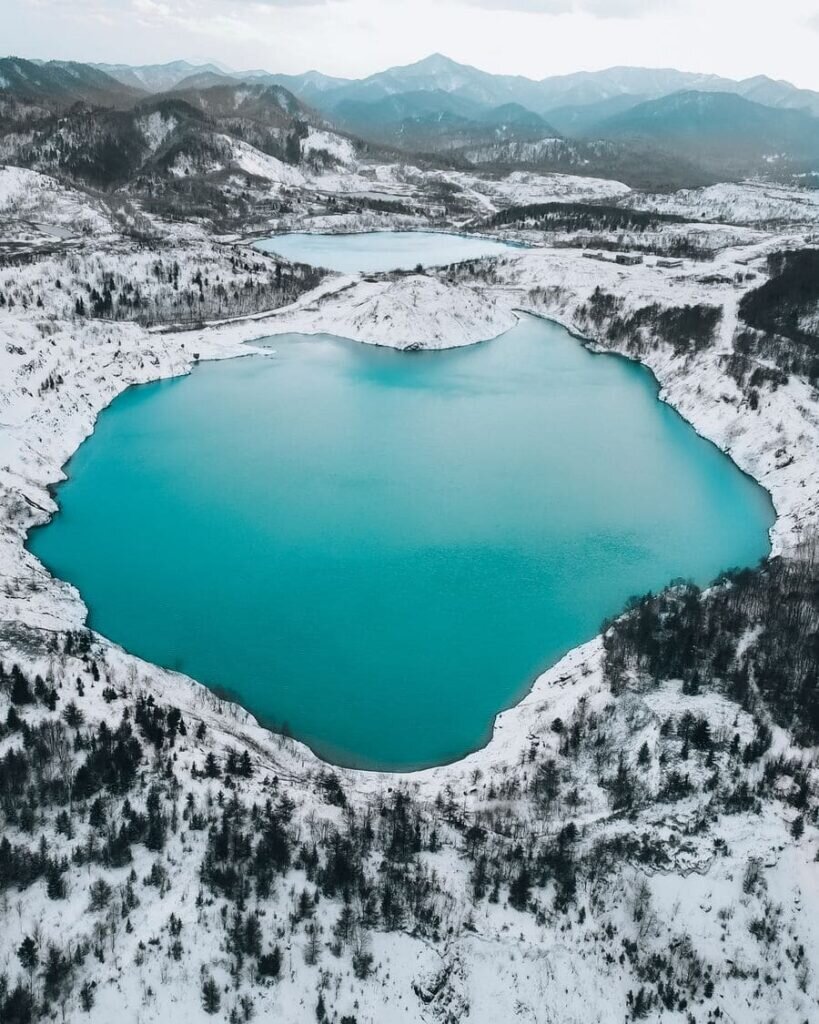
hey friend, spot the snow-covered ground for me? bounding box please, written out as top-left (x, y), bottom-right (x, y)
top-left (226, 137), bottom-right (307, 187)
top-left (1, 164), bottom-right (819, 1022)
top-left (0, 166), bottom-right (114, 243)
top-left (307, 163), bottom-right (631, 219)
top-left (621, 179), bottom-right (819, 228)
top-left (253, 272), bottom-right (515, 348)
top-left (472, 168), bottom-right (631, 207)
top-left (302, 127), bottom-right (358, 168)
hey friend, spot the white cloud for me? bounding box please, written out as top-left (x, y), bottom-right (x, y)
top-left (460, 0), bottom-right (677, 16)
top-left (229, 0), bottom-right (334, 5)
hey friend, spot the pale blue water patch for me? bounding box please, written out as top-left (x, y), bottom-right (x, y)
top-left (29, 316), bottom-right (774, 770)
top-left (252, 230), bottom-right (517, 274)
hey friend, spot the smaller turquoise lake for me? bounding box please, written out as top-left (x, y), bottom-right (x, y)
top-left (252, 230), bottom-right (516, 273)
top-left (29, 316), bottom-right (774, 770)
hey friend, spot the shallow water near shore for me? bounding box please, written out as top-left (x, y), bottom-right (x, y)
top-left (29, 316), bottom-right (774, 769)
top-left (252, 230), bottom-right (517, 273)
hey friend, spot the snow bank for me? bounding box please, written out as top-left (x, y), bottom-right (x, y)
top-left (227, 136), bottom-right (306, 186)
top-left (302, 127), bottom-right (357, 168)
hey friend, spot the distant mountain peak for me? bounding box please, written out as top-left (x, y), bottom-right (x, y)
top-left (410, 53), bottom-right (462, 68)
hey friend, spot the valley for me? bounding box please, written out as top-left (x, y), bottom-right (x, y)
top-left (0, 48), bottom-right (818, 1024)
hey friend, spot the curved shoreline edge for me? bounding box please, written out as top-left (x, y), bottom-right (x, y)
top-left (1, 242), bottom-right (817, 798)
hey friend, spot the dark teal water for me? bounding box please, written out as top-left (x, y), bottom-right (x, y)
top-left (29, 317), bottom-right (774, 769)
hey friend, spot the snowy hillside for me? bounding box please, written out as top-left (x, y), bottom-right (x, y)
top-left (223, 136), bottom-right (307, 186)
top-left (0, 166), bottom-right (113, 242)
top-left (622, 180), bottom-right (819, 227)
top-left (301, 128), bottom-right (358, 168)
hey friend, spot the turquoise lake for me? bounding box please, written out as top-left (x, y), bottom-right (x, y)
top-left (253, 230), bottom-right (516, 273)
top-left (29, 316), bottom-right (774, 770)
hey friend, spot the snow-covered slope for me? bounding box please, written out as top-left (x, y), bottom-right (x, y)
top-left (226, 136), bottom-right (307, 186)
top-left (301, 127), bottom-right (357, 167)
top-left (263, 273), bottom-right (514, 348)
top-left (166, 135), bottom-right (307, 186)
top-left (622, 180), bottom-right (819, 226)
top-left (136, 109), bottom-right (179, 151)
top-left (0, 165), bottom-right (113, 242)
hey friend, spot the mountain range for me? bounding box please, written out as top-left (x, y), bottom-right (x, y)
top-left (10, 52), bottom-right (819, 122)
top-left (2, 53), bottom-right (819, 186)
top-left (259, 53), bottom-right (819, 122)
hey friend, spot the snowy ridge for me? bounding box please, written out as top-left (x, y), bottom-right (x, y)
top-left (260, 273), bottom-right (514, 349)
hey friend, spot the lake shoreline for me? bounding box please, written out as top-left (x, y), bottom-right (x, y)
top-left (0, 240), bottom-right (816, 792)
top-left (26, 320), bottom-right (773, 771)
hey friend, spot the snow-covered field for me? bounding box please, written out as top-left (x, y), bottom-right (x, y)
top-left (1, 163), bottom-right (819, 1022)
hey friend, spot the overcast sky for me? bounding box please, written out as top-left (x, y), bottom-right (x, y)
top-left (5, 0), bottom-right (819, 89)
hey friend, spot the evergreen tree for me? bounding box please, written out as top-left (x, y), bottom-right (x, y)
top-left (18, 936), bottom-right (39, 990)
top-left (10, 668), bottom-right (34, 705)
top-left (509, 864), bottom-right (532, 911)
top-left (201, 975), bottom-right (221, 1014)
top-left (79, 981), bottom-right (95, 1011)
top-left (46, 864), bottom-right (66, 900)
top-left (257, 947), bottom-right (281, 979)
top-left (62, 701), bottom-right (84, 728)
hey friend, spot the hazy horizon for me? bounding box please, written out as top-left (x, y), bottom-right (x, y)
top-left (4, 49), bottom-right (817, 93)
top-left (4, 0), bottom-right (819, 92)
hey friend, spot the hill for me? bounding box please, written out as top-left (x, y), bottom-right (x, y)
top-left (594, 90), bottom-right (819, 175)
top-left (0, 56), bottom-right (143, 109)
